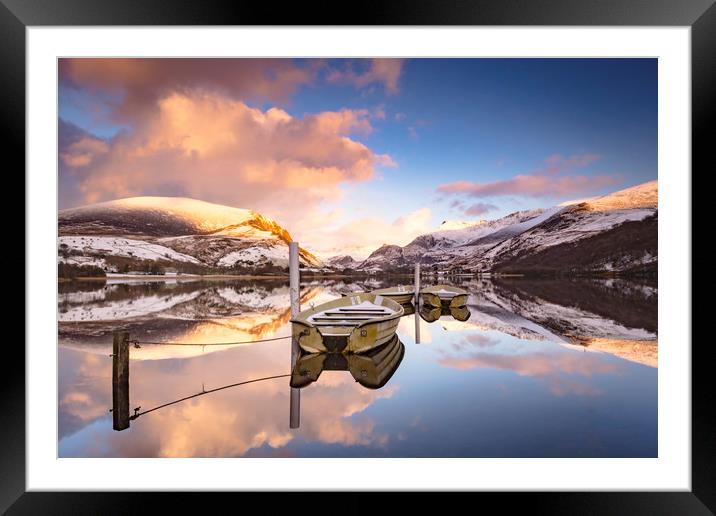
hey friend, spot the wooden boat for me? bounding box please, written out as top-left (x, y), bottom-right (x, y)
top-left (291, 293), bottom-right (404, 354)
top-left (290, 334), bottom-right (405, 389)
top-left (368, 285), bottom-right (415, 305)
top-left (419, 304), bottom-right (471, 323)
top-left (420, 284), bottom-right (468, 308)
top-left (341, 285), bottom-right (414, 305)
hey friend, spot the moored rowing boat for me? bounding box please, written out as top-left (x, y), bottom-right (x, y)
top-left (420, 284), bottom-right (468, 308)
top-left (369, 285), bottom-right (415, 305)
top-left (290, 293), bottom-right (403, 353)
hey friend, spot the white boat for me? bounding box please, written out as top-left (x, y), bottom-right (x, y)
top-left (291, 293), bottom-right (404, 353)
top-left (420, 284), bottom-right (468, 308)
top-left (369, 285), bottom-right (415, 305)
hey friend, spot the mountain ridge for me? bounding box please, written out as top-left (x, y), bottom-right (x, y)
top-left (354, 180), bottom-right (657, 274)
top-left (59, 197), bottom-right (323, 274)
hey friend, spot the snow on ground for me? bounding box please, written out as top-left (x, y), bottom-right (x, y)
top-left (217, 243), bottom-right (289, 267)
top-left (58, 255), bottom-right (107, 268)
top-left (59, 235), bottom-right (200, 263)
top-left (584, 180), bottom-right (657, 211)
top-left (483, 208), bottom-right (655, 262)
top-left (66, 196), bottom-right (256, 233)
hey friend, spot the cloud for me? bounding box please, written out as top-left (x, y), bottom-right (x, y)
top-left (464, 202), bottom-right (498, 216)
top-left (59, 90), bottom-right (394, 229)
top-left (59, 58), bottom-right (319, 122)
top-left (437, 153), bottom-right (620, 200)
top-left (447, 199), bottom-right (497, 218)
top-left (309, 207), bottom-right (433, 259)
top-left (326, 59), bottom-right (404, 95)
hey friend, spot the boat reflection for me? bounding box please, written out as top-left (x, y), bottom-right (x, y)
top-left (419, 304), bottom-right (471, 323)
top-left (400, 302), bottom-right (416, 316)
top-left (290, 334), bottom-right (405, 390)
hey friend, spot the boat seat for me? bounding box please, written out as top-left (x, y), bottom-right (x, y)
top-left (333, 311), bottom-right (391, 315)
top-left (312, 316), bottom-right (372, 321)
top-left (312, 321), bottom-right (362, 327)
top-left (336, 307), bottom-right (391, 312)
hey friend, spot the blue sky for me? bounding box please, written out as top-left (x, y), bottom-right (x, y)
top-left (58, 58), bottom-right (657, 256)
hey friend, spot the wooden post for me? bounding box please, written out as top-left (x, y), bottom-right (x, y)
top-left (414, 261), bottom-right (421, 305)
top-left (112, 331), bottom-right (130, 431)
top-left (414, 261), bottom-right (421, 344)
top-left (289, 242), bottom-right (301, 429)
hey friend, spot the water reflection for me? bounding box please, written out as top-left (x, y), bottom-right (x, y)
top-left (419, 304), bottom-right (471, 323)
top-left (59, 277), bottom-right (657, 457)
top-left (291, 335), bottom-right (405, 390)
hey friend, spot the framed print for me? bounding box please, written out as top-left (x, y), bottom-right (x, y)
top-left (7, 0), bottom-right (713, 512)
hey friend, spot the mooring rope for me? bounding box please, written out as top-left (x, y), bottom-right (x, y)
top-left (129, 373), bottom-right (294, 420)
top-left (129, 335), bottom-right (292, 346)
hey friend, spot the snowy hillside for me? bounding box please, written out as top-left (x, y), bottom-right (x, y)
top-left (356, 181), bottom-right (658, 274)
top-left (59, 197), bottom-right (323, 274)
top-left (325, 255), bottom-right (361, 269)
top-left (583, 180), bottom-right (657, 211)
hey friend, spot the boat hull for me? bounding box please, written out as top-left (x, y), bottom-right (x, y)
top-left (381, 292), bottom-right (414, 305)
top-left (290, 293), bottom-right (403, 354)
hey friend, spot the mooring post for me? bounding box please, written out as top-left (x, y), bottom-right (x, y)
top-left (414, 261), bottom-right (421, 305)
top-left (288, 242), bottom-right (301, 429)
top-left (414, 261), bottom-right (421, 344)
top-left (112, 331), bottom-right (130, 431)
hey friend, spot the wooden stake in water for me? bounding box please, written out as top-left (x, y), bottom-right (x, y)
top-left (289, 242), bottom-right (301, 429)
top-left (414, 261), bottom-right (421, 344)
top-left (112, 331), bottom-right (130, 431)
top-left (414, 261), bottom-right (421, 304)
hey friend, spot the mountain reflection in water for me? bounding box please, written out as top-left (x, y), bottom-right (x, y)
top-left (58, 277), bottom-right (657, 457)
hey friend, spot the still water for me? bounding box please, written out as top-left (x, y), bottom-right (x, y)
top-left (58, 277), bottom-right (657, 457)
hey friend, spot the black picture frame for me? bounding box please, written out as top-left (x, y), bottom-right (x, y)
top-left (6, 0), bottom-right (711, 513)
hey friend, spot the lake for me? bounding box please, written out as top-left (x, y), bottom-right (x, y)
top-left (58, 276), bottom-right (657, 457)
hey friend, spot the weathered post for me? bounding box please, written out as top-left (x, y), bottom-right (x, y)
top-left (414, 261), bottom-right (421, 305)
top-left (289, 242), bottom-right (301, 429)
top-left (414, 261), bottom-right (421, 344)
top-left (112, 331), bottom-right (130, 431)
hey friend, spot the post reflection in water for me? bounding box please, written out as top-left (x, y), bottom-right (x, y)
top-left (67, 277), bottom-right (657, 457)
top-left (289, 335), bottom-right (301, 429)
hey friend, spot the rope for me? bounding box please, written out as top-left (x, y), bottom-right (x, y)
top-left (130, 335), bottom-right (291, 346)
top-left (129, 373), bottom-right (293, 420)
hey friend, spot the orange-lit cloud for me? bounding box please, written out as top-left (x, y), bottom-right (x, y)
top-left (437, 153), bottom-right (620, 199)
top-left (61, 91), bottom-right (394, 232)
top-left (308, 207), bottom-right (433, 259)
top-left (326, 59), bottom-right (404, 95)
top-left (60, 58), bottom-right (320, 121)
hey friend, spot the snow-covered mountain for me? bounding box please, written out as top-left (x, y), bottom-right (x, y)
top-left (325, 255), bottom-right (361, 269)
top-left (59, 197), bottom-right (323, 273)
top-left (479, 181), bottom-right (657, 273)
top-left (356, 181), bottom-right (658, 274)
